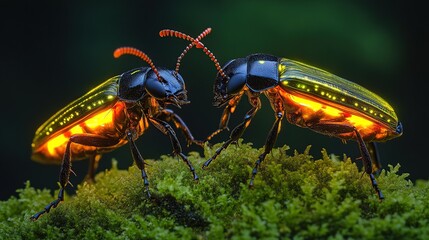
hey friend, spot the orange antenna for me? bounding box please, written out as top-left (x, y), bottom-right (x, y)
top-left (159, 28), bottom-right (209, 73)
top-left (159, 29), bottom-right (206, 48)
top-left (199, 45), bottom-right (227, 79)
top-left (160, 28), bottom-right (211, 73)
top-left (159, 28), bottom-right (227, 79)
top-left (113, 47), bottom-right (161, 81)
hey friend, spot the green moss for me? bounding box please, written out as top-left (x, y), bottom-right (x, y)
top-left (1, 141), bottom-right (428, 239)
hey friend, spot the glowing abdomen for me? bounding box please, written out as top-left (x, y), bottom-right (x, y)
top-left (31, 102), bottom-right (149, 164)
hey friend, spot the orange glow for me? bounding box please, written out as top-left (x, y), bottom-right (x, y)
top-left (347, 115), bottom-right (373, 129)
top-left (45, 108), bottom-right (114, 156)
top-left (289, 94), bottom-right (374, 129)
top-left (291, 94), bottom-right (343, 117)
top-left (46, 125), bottom-right (83, 156)
top-left (83, 109), bottom-right (114, 129)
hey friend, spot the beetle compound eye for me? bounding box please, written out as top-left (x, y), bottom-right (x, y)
top-left (212, 58), bottom-right (247, 100)
top-left (145, 77), bottom-right (167, 99)
top-left (226, 73), bottom-right (246, 95)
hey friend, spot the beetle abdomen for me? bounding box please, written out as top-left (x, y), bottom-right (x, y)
top-left (31, 76), bottom-right (133, 164)
top-left (31, 100), bottom-right (150, 164)
top-left (278, 58), bottom-right (399, 130)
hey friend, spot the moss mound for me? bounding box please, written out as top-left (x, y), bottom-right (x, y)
top-left (1, 141), bottom-right (428, 239)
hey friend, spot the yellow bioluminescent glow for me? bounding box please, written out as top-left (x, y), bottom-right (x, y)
top-left (45, 108), bottom-right (114, 155)
top-left (46, 125), bottom-right (83, 156)
top-left (290, 94), bottom-right (342, 117)
top-left (83, 108), bottom-right (114, 129)
top-left (289, 94), bottom-right (374, 129)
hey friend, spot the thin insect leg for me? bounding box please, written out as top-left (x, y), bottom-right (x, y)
top-left (126, 130), bottom-right (151, 197)
top-left (149, 117), bottom-right (198, 180)
top-left (367, 142), bottom-right (382, 175)
top-left (30, 141), bottom-right (71, 221)
top-left (30, 134), bottom-right (120, 220)
top-left (306, 121), bottom-right (384, 199)
top-left (203, 95), bottom-right (260, 169)
top-left (354, 129), bottom-right (384, 200)
top-left (205, 94), bottom-right (243, 142)
top-left (249, 112), bottom-right (283, 187)
top-left (156, 109), bottom-right (204, 147)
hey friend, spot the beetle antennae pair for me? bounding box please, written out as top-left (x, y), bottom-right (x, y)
top-left (160, 28), bottom-right (209, 74)
top-left (113, 28), bottom-right (215, 83)
top-left (159, 28), bottom-right (228, 81)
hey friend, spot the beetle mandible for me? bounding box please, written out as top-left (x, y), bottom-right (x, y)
top-left (30, 28), bottom-right (212, 220)
top-left (160, 28), bottom-right (403, 200)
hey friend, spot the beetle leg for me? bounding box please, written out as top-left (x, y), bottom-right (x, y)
top-left (204, 105), bottom-right (232, 142)
top-left (148, 118), bottom-right (198, 181)
top-left (30, 134), bottom-right (120, 221)
top-left (203, 95), bottom-right (261, 169)
top-left (249, 111), bottom-right (284, 188)
top-left (205, 94), bottom-right (243, 143)
top-left (125, 129), bottom-right (151, 197)
top-left (308, 122), bottom-right (384, 200)
top-left (354, 129), bottom-right (384, 200)
top-left (367, 142), bottom-right (382, 175)
top-left (156, 109), bottom-right (204, 147)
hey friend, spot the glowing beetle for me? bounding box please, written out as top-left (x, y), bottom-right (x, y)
top-left (30, 29), bottom-right (212, 220)
top-left (161, 29), bottom-right (403, 200)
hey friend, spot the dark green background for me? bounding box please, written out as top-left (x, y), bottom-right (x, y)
top-left (1, 1), bottom-right (427, 200)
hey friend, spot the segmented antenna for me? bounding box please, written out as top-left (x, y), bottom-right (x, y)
top-left (159, 28), bottom-right (210, 73)
top-left (159, 29), bottom-right (206, 48)
top-left (159, 28), bottom-right (227, 80)
top-left (113, 47), bottom-right (161, 81)
top-left (199, 45), bottom-right (227, 80)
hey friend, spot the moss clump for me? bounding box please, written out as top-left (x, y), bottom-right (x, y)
top-left (1, 141), bottom-right (428, 239)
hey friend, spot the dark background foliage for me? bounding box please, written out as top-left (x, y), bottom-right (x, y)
top-left (1, 0), bottom-right (427, 200)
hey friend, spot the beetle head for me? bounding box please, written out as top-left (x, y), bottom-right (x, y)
top-left (113, 45), bottom-right (197, 107)
top-left (395, 121), bottom-right (403, 136)
top-left (117, 66), bottom-right (188, 107)
top-left (213, 58), bottom-right (247, 107)
top-left (145, 68), bottom-right (189, 107)
top-left (115, 28), bottom-right (216, 107)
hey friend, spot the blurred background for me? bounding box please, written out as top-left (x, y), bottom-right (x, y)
top-left (1, 1), bottom-right (427, 200)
